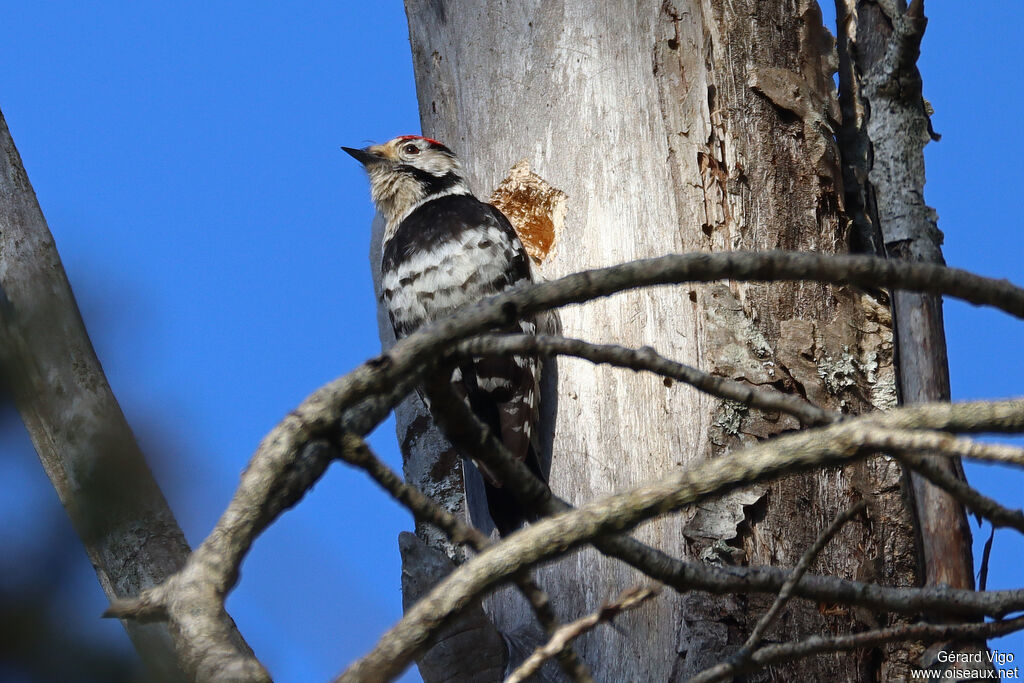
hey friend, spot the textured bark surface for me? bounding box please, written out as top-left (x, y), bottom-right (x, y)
top-left (398, 532), bottom-right (509, 681)
top-left (835, 0), bottom-right (974, 594)
top-left (396, 1), bottom-right (920, 680)
top-left (0, 109), bottom-right (192, 681)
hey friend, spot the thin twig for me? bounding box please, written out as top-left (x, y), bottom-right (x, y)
top-left (899, 451), bottom-right (1024, 535)
top-left (868, 428), bottom-right (1024, 467)
top-left (979, 526), bottom-right (996, 592)
top-left (407, 386), bottom-right (1024, 625)
top-left (505, 586), bottom-right (659, 683)
top-left (106, 250), bottom-right (1024, 677)
top-left (425, 370), bottom-right (1024, 612)
top-left (507, 572), bottom-right (595, 683)
top-left (686, 616), bottom-right (1024, 683)
top-left (455, 334), bottom-right (831, 426)
top-left (338, 433), bottom-right (482, 546)
top-left (337, 403), bottom-right (1024, 683)
top-left (746, 502), bottom-right (867, 650)
top-left (457, 337), bottom-right (1024, 532)
top-left (688, 502), bottom-right (868, 683)
top-left (337, 433), bottom-right (592, 682)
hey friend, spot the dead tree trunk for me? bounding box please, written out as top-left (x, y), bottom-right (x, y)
top-left (391, 1), bottom-right (931, 679)
top-left (834, 0), bottom-right (974, 592)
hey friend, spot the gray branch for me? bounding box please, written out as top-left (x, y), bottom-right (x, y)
top-left (338, 402), bottom-right (1024, 682)
top-left (105, 250), bottom-right (1024, 679)
top-left (687, 502), bottom-right (867, 683)
top-left (899, 452), bottom-right (1024, 535)
top-left (0, 107), bottom-right (257, 681)
top-left (337, 432), bottom-right (587, 682)
top-left (685, 616), bottom-right (1024, 683)
top-left (505, 586), bottom-right (658, 683)
top-left (456, 334), bottom-right (831, 427)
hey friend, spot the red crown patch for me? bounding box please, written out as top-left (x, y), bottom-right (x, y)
top-left (397, 134), bottom-right (446, 148)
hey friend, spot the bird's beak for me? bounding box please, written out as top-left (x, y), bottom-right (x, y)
top-left (342, 146), bottom-right (382, 166)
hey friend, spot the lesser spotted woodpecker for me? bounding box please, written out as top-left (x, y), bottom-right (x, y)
top-left (344, 135), bottom-right (544, 535)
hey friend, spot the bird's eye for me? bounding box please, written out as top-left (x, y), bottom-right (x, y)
top-left (403, 143), bottom-right (420, 155)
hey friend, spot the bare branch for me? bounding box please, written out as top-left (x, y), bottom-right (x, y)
top-left (867, 428), bottom-right (1024, 467)
top-left (507, 572), bottom-right (594, 682)
top-left (106, 248), bottom-right (1024, 678)
top-left (336, 433), bottom-right (590, 681)
top-left (687, 617), bottom-right (1024, 682)
top-left (457, 336), bottom-right (1024, 545)
top-left (337, 433), bottom-right (486, 548)
top-left (466, 252), bottom-right (1024, 326)
top-left (456, 334), bottom-right (831, 426)
top-left (0, 107), bottom-right (260, 680)
top-left (420, 366), bottom-right (1024, 625)
top-left (349, 252), bottom-right (1024, 452)
top-left (401, 364), bottom-right (1024, 681)
top-left (744, 502), bottom-right (867, 650)
top-left (899, 452), bottom-right (1024, 535)
top-left (688, 502), bottom-right (868, 683)
top-left (505, 586), bottom-right (658, 683)
top-left (338, 400), bottom-right (1024, 683)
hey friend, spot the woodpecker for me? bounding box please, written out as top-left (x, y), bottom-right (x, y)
top-left (344, 135), bottom-right (545, 535)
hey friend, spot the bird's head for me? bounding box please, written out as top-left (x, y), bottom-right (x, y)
top-left (343, 135), bottom-right (469, 224)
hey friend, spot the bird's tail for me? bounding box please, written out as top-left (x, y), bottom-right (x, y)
top-left (483, 440), bottom-right (548, 537)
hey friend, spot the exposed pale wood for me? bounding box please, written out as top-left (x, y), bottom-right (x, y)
top-left (397, 0), bottom-right (919, 679)
top-left (0, 109), bottom-right (194, 680)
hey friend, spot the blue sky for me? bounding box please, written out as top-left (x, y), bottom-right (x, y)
top-left (915, 2), bottom-right (1024, 668)
top-left (0, 3), bottom-right (1020, 681)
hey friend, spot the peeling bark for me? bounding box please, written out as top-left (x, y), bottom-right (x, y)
top-left (834, 0), bottom-right (975, 595)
